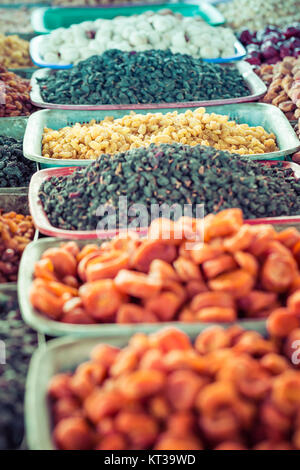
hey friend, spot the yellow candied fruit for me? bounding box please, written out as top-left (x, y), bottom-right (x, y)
top-left (41, 107), bottom-right (278, 160)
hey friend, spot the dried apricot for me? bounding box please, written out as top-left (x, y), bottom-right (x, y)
top-left (80, 280), bottom-right (124, 320)
top-left (114, 269), bottom-right (162, 298)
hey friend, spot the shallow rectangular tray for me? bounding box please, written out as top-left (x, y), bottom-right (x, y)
top-left (31, 3), bottom-right (225, 34)
top-left (26, 325), bottom-right (269, 450)
top-left (30, 34), bottom-right (245, 69)
top-left (19, 236), bottom-right (268, 338)
top-left (23, 103), bottom-right (300, 168)
top-left (30, 61), bottom-right (267, 110)
top-left (28, 161), bottom-right (300, 240)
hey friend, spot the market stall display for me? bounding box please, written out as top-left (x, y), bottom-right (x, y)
top-left (0, 0), bottom-right (300, 452)
top-left (0, 210), bottom-right (35, 283)
top-left (23, 207), bottom-right (300, 328)
top-left (40, 108), bottom-right (278, 159)
top-left (0, 67), bottom-right (36, 117)
top-left (217, 0), bottom-right (300, 32)
top-left (0, 289), bottom-right (38, 450)
top-left (239, 24), bottom-right (300, 66)
top-left (35, 146), bottom-right (300, 231)
top-left (0, 34), bottom-right (33, 69)
top-left (0, 136), bottom-right (36, 188)
top-left (33, 12), bottom-right (238, 67)
top-left (33, 51), bottom-right (251, 106)
top-left (27, 325), bottom-right (300, 450)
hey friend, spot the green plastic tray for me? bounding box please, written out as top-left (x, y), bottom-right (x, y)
top-left (19, 237), bottom-right (268, 338)
top-left (23, 103), bottom-right (300, 169)
top-left (26, 325), bottom-right (270, 450)
top-left (31, 3), bottom-right (225, 33)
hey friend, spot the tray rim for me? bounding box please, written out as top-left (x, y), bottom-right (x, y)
top-left (19, 236), bottom-right (268, 338)
top-left (26, 323), bottom-right (269, 451)
top-left (30, 34), bottom-right (245, 69)
top-left (31, 2), bottom-right (225, 34)
top-left (28, 161), bottom-right (300, 240)
top-left (29, 60), bottom-right (267, 110)
top-left (22, 103), bottom-right (300, 167)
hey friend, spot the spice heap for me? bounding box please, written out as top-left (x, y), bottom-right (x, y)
top-left (0, 34), bottom-right (33, 69)
top-left (0, 136), bottom-right (36, 188)
top-left (0, 293), bottom-right (37, 450)
top-left (0, 67), bottom-right (36, 117)
top-left (0, 9), bottom-right (34, 35)
top-left (257, 56), bottom-right (300, 133)
top-left (48, 324), bottom-right (300, 450)
top-left (39, 144), bottom-right (298, 229)
top-left (218, 0), bottom-right (300, 32)
top-left (37, 50), bottom-right (250, 106)
top-left (0, 210), bottom-right (35, 282)
top-left (39, 12), bottom-right (237, 65)
top-left (239, 24), bottom-right (300, 67)
top-left (30, 207), bottom-right (300, 324)
top-left (42, 108), bottom-right (278, 160)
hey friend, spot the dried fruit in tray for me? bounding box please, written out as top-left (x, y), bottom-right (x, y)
top-left (256, 56), bottom-right (300, 139)
top-left (0, 34), bottom-right (33, 69)
top-left (0, 210), bottom-right (35, 283)
top-left (37, 50), bottom-right (250, 106)
top-left (29, 207), bottom-right (300, 325)
top-left (0, 67), bottom-right (36, 117)
top-left (38, 144), bottom-right (299, 231)
top-left (42, 107), bottom-right (278, 159)
top-left (0, 136), bottom-right (36, 188)
top-left (48, 323), bottom-right (300, 450)
top-left (239, 23), bottom-right (300, 67)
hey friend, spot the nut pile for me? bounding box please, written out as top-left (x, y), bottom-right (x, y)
top-left (0, 293), bottom-right (38, 450)
top-left (39, 11), bottom-right (237, 65)
top-left (0, 210), bottom-right (35, 282)
top-left (42, 108), bottom-right (278, 159)
top-left (30, 207), bottom-right (300, 324)
top-left (257, 56), bottom-right (300, 133)
top-left (0, 67), bottom-right (36, 117)
top-left (39, 144), bottom-right (300, 229)
top-left (37, 50), bottom-right (249, 105)
top-left (0, 136), bottom-right (36, 188)
top-left (0, 34), bottom-right (33, 69)
top-left (48, 325), bottom-right (300, 450)
top-left (218, 0), bottom-right (300, 32)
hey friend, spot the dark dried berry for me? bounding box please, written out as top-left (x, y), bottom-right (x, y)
top-left (37, 49), bottom-right (250, 105)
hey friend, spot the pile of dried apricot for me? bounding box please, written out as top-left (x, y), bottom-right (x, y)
top-left (29, 208), bottom-right (300, 325)
top-left (48, 325), bottom-right (300, 450)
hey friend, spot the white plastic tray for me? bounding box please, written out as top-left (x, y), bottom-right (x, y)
top-left (30, 34), bottom-right (246, 69)
top-left (29, 61), bottom-right (267, 110)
